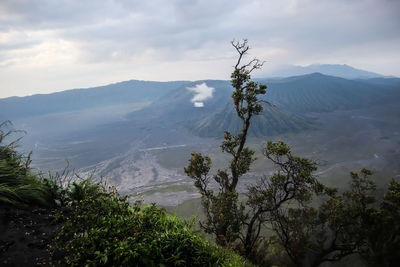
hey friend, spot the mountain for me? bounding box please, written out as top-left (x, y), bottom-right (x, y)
top-left (259, 73), bottom-right (400, 113)
top-left (121, 79), bottom-right (321, 139)
top-left (265, 64), bottom-right (386, 79)
top-left (3, 73), bottom-right (399, 123)
top-left (126, 80), bottom-right (234, 123)
top-left (0, 80), bottom-right (190, 120)
top-left (187, 73), bottom-right (400, 137)
top-left (1, 73), bottom-right (399, 203)
top-left (187, 102), bottom-right (319, 138)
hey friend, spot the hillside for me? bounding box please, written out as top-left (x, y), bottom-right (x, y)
top-left (188, 102), bottom-right (318, 138)
top-left (126, 80), bottom-right (233, 123)
top-left (3, 73), bottom-right (399, 124)
top-left (261, 73), bottom-right (400, 113)
top-left (0, 80), bottom-right (189, 120)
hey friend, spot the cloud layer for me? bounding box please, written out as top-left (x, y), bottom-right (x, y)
top-left (0, 0), bottom-right (399, 98)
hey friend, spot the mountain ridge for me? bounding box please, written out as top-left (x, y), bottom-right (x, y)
top-left (263, 64), bottom-right (391, 79)
top-left (0, 80), bottom-right (190, 120)
top-left (258, 73), bottom-right (400, 113)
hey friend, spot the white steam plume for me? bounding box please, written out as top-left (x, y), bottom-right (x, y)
top-left (187, 83), bottom-right (215, 107)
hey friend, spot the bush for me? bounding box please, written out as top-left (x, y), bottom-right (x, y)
top-left (0, 121), bottom-right (52, 207)
top-left (0, 120), bottom-right (105, 207)
top-left (52, 186), bottom-right (253, 266)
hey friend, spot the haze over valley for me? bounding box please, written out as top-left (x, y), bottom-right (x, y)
top-left (2, 65), bottom-right (399, 207)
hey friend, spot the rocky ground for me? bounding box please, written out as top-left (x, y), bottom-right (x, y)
top-left (0, 204), bottom-right (62, 266)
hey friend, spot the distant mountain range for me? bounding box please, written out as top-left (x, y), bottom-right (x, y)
top-left (122, 73), bottom-right (399, 138)
top-left (264, 64), bottom-right (392, 79)
top-left (120, 79), bottom-right (319, 137)
top-left (2, 69), bottom-right (399, 189)
top-left (1, 70), bottom-right (400, 140)
top-left (259, 73), bottom-right (400, 113)
top-left (0, 80), bottom-right (190, 120)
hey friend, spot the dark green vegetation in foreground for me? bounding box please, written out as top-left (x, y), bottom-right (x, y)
top-left (185, 40), bottom-right (400, 267)
top-left (53, 190), bottom-right (251, 266)
top-left (0, 121), bottom-right (52, 206)
top-left (0, 122), bottom-right (252, 266)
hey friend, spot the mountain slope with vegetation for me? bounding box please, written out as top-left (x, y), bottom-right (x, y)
top-left (126, 80), bottom-right (234, 123)
top-left (188, 102), bottom-right (318, 138)
top-left (261, 73), bottom-right (400, 113)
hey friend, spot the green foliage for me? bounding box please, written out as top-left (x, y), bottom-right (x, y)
top-left (184, 41), bottom-right (331, 264)
top-left (0, 121), bottom-right (108, 209)
top-left (350, 174), bottom-right (400, 266)
top-left (184, 41), bottom-right (330, 264)
top-left (247, 140), bottom-right (325, 210)
top-left (266, 169), bottom-right (400, 267)
top-left (184, 40), bottom-right (267, 251)
top-left (244, 140), bottom-right (333, 266)
top-left (52, 185), bottom-right (253, 266)
top-left (184, 41), bottom-right (400, 267)
top-left (66, 174), bottom-right (104, 203)
top-left (0, 121), bottom-right (53, 206)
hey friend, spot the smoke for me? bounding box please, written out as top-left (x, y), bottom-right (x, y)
top-left (187, 83), bottom-right (215, 107)
top-left (193, 102), bottom-right (204, 107)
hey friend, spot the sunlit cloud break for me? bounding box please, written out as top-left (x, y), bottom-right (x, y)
top-left (187, 83), bottom-right (215, 108)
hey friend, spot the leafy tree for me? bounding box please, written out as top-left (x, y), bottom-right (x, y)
top-left (246, 141), bottom-right (329, 264)
top-left (268, 168), bottom-right (400, 267)
top-left (371, 178), bottom-right (400, 266)
top-left (184, 40), bottom-right (400, 266)
top-left (348, 172), bottom-right (400, 267)
top-left (184, 39), bottom-right (266, 249)
top-left (184, 41), bottom-right (328, 260)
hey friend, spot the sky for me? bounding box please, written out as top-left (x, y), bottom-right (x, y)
top-left (0, 0), bottom-right (399, 98)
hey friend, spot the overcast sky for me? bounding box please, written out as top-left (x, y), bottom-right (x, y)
top-left (1, 0), bottom-right (399, 98)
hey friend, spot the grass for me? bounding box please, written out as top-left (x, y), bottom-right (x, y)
top-left (165, 197), bottom-right (204, 219)
top-left (137, 183), bottom-right (196, 196)
top-left (0, 121), bottom-right (53, 206)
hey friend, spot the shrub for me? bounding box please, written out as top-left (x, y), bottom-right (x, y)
top-left (52, 185), bottom-right (253, 266)
top-left (0, 121), bottom-right (52, 206)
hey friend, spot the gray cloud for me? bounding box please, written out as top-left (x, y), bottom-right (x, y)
top-left (0, 0), bottom-right (399, 97)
